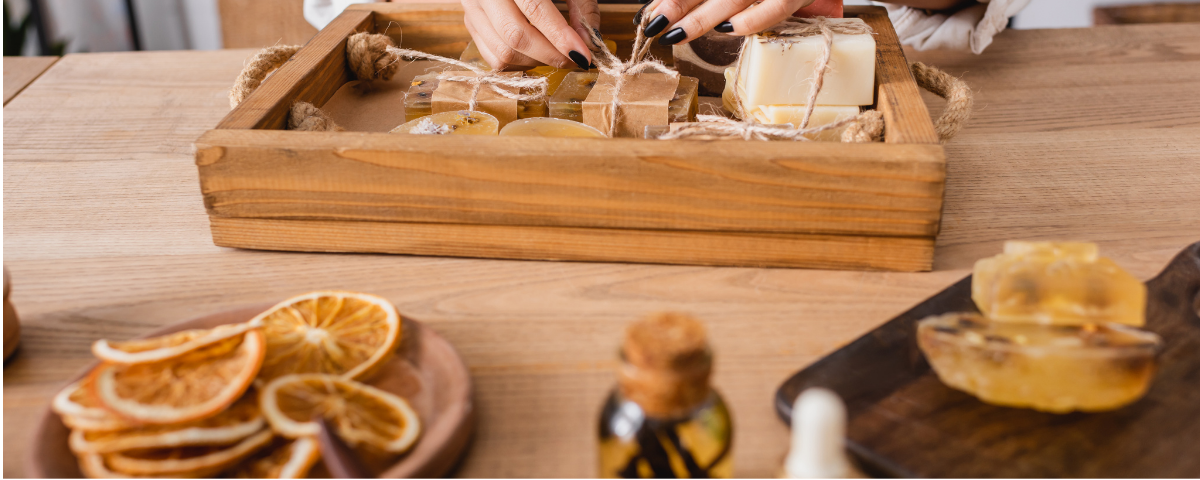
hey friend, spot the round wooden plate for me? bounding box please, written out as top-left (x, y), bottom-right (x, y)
top-left (26, 304), bottom-right (474, 478)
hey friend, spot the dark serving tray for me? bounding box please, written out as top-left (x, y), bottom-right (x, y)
top-left (775, 241), bottom-right (1200, 478)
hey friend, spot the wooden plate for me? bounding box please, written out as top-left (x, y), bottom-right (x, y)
top-left (26, 304), bottom-right (474, 478)
top-left (775, 241), bottom-right (1200, 477)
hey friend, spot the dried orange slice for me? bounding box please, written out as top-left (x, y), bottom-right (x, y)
top-left (93, 322), bottom-right (261, 365)
top-left (102, 429), bottom-right (273, 477)
top-left (92, 330), bottom-right (265, 424)
top-left (53, 380), bottom-right (137, 432)
top-left (261, 374), bottom-right (420, 453)
top-left (77, 454), bottom-right (201, 479)
top-left (70, 391), bottom-right (263, 454)
top-left (231, 436), bottom-right (321, 478)
top-left (252, 291), bottom-right (401, 382)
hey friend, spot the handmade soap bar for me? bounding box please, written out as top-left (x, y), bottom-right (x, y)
top-left (972, 241), bottom-right (1147, 327)
top-left (499, 118), bottom-right (606, 137)
top-left (917, 312), bottom-right (1161, 413)
top-left (549, 72), bottom-right (597, 123)
top-left (404, 73), bottom-right (440, 122)
top-left (462, 39), bottom-right (614, 95)
top-left (459, 42), bottom-right (489, 70)
top-left (392, 111), bottom-right (499, 135)
top-left (751, 105), bottom-right (859, 141)
top-left (729, 18), bottom-right (875, 110)
top-left (673, 31), bottom-right (743, 96)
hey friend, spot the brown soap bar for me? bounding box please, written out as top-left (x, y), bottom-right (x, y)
top-left (549, 72), bottom-right (599, 123)
top-left (673, 31), bottom-right (743, 97)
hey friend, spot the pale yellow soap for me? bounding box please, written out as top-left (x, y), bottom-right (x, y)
top-left (972, 241), bottom-right (1147, 327)
top-left (752, 105), bottom-right (860, 141)
top-left (391, 111), bottom-right (499, 135)
top-left (499, 117), bottom-right (606, 137)
top-left (729, 18), bottom-right (875, 111)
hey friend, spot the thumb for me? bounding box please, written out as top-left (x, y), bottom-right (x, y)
top-left (566, 0), bottom-right (603, 51)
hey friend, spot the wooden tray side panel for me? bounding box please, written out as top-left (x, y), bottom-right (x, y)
top-left (215, 10), bottom-right (374, 130)
top-left (196, 130), bottom-right (945, 237)
top-left (208, 217), bottom-right (935, 271)
top-left (851, 6), bottom-right (940, 145)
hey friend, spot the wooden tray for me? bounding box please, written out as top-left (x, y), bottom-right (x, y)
top-left (195, 4), bottom-right (944, 272)
top-left (27, 304), bottom-right (474, 478)
top-left (774, 241), bottom-right (1200, 477)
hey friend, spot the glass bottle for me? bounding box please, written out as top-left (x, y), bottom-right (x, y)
top-left (598, 313), bottom-right (733, 478)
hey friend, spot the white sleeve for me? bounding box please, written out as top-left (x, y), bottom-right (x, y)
top-left (881, 0), bottom-right (1031, 54)
top-left (303, 0), bottom-right (385, 30)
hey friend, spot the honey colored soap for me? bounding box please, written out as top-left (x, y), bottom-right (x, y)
top-left (727, 18), bottom-right (875, 111)
top-left (403, 73), bottom-right (440, 122)
top-left (391, 111), bottom-right (499, 135)
top-left (549, 72), bottom-right (598, 123)
top-left (752, 105), bottom-right (860, 142)
top-left (499, 117), bottom-right (605, 137)
top-left (972, 241), bottom-right (1146, 327)
top-left (917, 312), bottom-right (1161, 413)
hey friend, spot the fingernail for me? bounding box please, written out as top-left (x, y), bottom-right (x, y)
top-left (634, 3), bottom-right (650, 25)
top-left (568, 50), bottom-right (590, 70)
top-left (593, 28), bottom-right (603, 40)
top-left (715, 21), bottom-right (734, 33)
top-left (644, 14), bottom-right (669, 37)
top-left (658, 27), bottom-right (686, 45)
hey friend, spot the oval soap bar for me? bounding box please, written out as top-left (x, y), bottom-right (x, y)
top-left (499, 118), bottom-right (606, 138)
top-left (391, 111), bottom-right (499, 135)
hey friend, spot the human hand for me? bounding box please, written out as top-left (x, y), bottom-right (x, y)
top-left (461, 0), bottom-right (601, 71)
top-left (638, 0), bottom-right (817, 45)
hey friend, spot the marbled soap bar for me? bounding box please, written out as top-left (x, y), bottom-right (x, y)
top-left (972, 241), bottom-right (1147, 327)
top-left (392, 111), bottom-right (499, 135)
top-left (728, 17), bottom-right (875, 111)
top-left (917, 312), bottom-right (1160, 413)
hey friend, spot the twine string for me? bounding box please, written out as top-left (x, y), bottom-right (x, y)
top-left (655, 114), bottom-right (859, 141)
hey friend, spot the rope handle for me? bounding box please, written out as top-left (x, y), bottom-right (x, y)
top-left (911, 61), bottom-right (974, 143)
top-left (228, 45), bottom-right (302, 109)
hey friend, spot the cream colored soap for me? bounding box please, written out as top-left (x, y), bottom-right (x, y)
top-left (731, 18), bottom-right (875, 110)
top-left (499, 118), bottom-right (605, 137)
top-left (752, 105), bottom-right (860, 141)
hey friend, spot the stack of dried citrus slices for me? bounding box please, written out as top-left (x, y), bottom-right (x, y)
top-left (53, 291), bottom-right (421, 478)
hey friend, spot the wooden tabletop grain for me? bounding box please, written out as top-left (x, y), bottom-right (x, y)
top-left (4, 23), bottom-right (1199, 478)
top-left (3, 57), bottom-right (58, 106)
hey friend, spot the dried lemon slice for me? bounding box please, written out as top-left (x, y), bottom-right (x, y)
top-left (53, 380), bottom-right (137, 432)
top-left (70, 391), bottom-right (263, 454)
top-left (232, 436), bottom-right (321, 478)
top-left (92, 330), bottom-right (265, 424)
top-left (251, 291), bottom-right (401, 382)
top-left (93, 322), bottom-right (261, 365)
top-left (261, 374), bottom-right (420, 453)
top-left (102, 429), bottom-right (273, 477)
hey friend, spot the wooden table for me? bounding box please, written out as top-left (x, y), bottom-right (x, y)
top-left (3, 57), bottom-right (58, 105)
top-left (4, 23), bottom-right (1199, 477)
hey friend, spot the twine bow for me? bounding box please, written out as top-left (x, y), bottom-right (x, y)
top-left (346, 32), bottom-right (548, 112)
top-left (730, 17), bottom-right (873, 129)
top-left (583, 18), bottom-right (679, 137)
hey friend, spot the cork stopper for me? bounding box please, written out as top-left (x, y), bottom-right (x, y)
top-left (619, 312), bottom-right (713, 418)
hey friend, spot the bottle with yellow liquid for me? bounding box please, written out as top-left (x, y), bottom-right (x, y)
top-left (598, 313), bottom-right (733, 478)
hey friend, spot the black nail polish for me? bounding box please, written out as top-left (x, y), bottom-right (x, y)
top-left (633, 3), bottom-right (650, 25)
top-left (714, 21), bottom-right (734, 33)
top-left (658, 27), bottom-right (686, 46)
top-left (568, 50), bottom-right (590, 70)
top-left (644, 14), bottom-right (669, 37)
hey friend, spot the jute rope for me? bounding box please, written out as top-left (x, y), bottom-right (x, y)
top-left (840, 110), bottom-right (883, 143)
top-left (229, 45), bottom-right (302, 109)
top-left (583, 17), bottom-right (679, 137)
top-left (656, 114), bottom-right (858, 141)
top-left (229, 45), bottom-right (345, 132)
top-left (910, 61), bottom-right (973, 143)
top-left (345, 32), bottom-right (548, 112)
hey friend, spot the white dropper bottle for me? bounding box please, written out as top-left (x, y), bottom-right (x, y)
top-left (783, 388), bottom-right (861, 478)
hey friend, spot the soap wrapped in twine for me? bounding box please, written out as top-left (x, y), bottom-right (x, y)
top-left (583, 17), bottom-right (679, 138)
top-left (228, 44), bottom-right (344, 131)
top-left (345, 32), bottom-right (548, 113)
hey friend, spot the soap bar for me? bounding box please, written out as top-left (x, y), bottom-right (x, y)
top-left (972, 241), bottom-right (1147, 327)
top-left (729, 17), bottom-right (875, 110)
top-left (462, 39), bottom-right (615, 95)
top-left (403, 73), bottom-right (440, 122)
top-left (673, 31), bottom-right (743, 97)
top-left (752, 105), bottom-right (859, 142)
top-left (459, 42), bottom-right (489, 70)
top-left (552, 72), bottom-right (698, 136)
top-left (500, 117), bottom-right (606, 137)
top-left (392, 111), bottom-right (499, 135)
top-left (917, 312), bottom-right (1161, 413)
